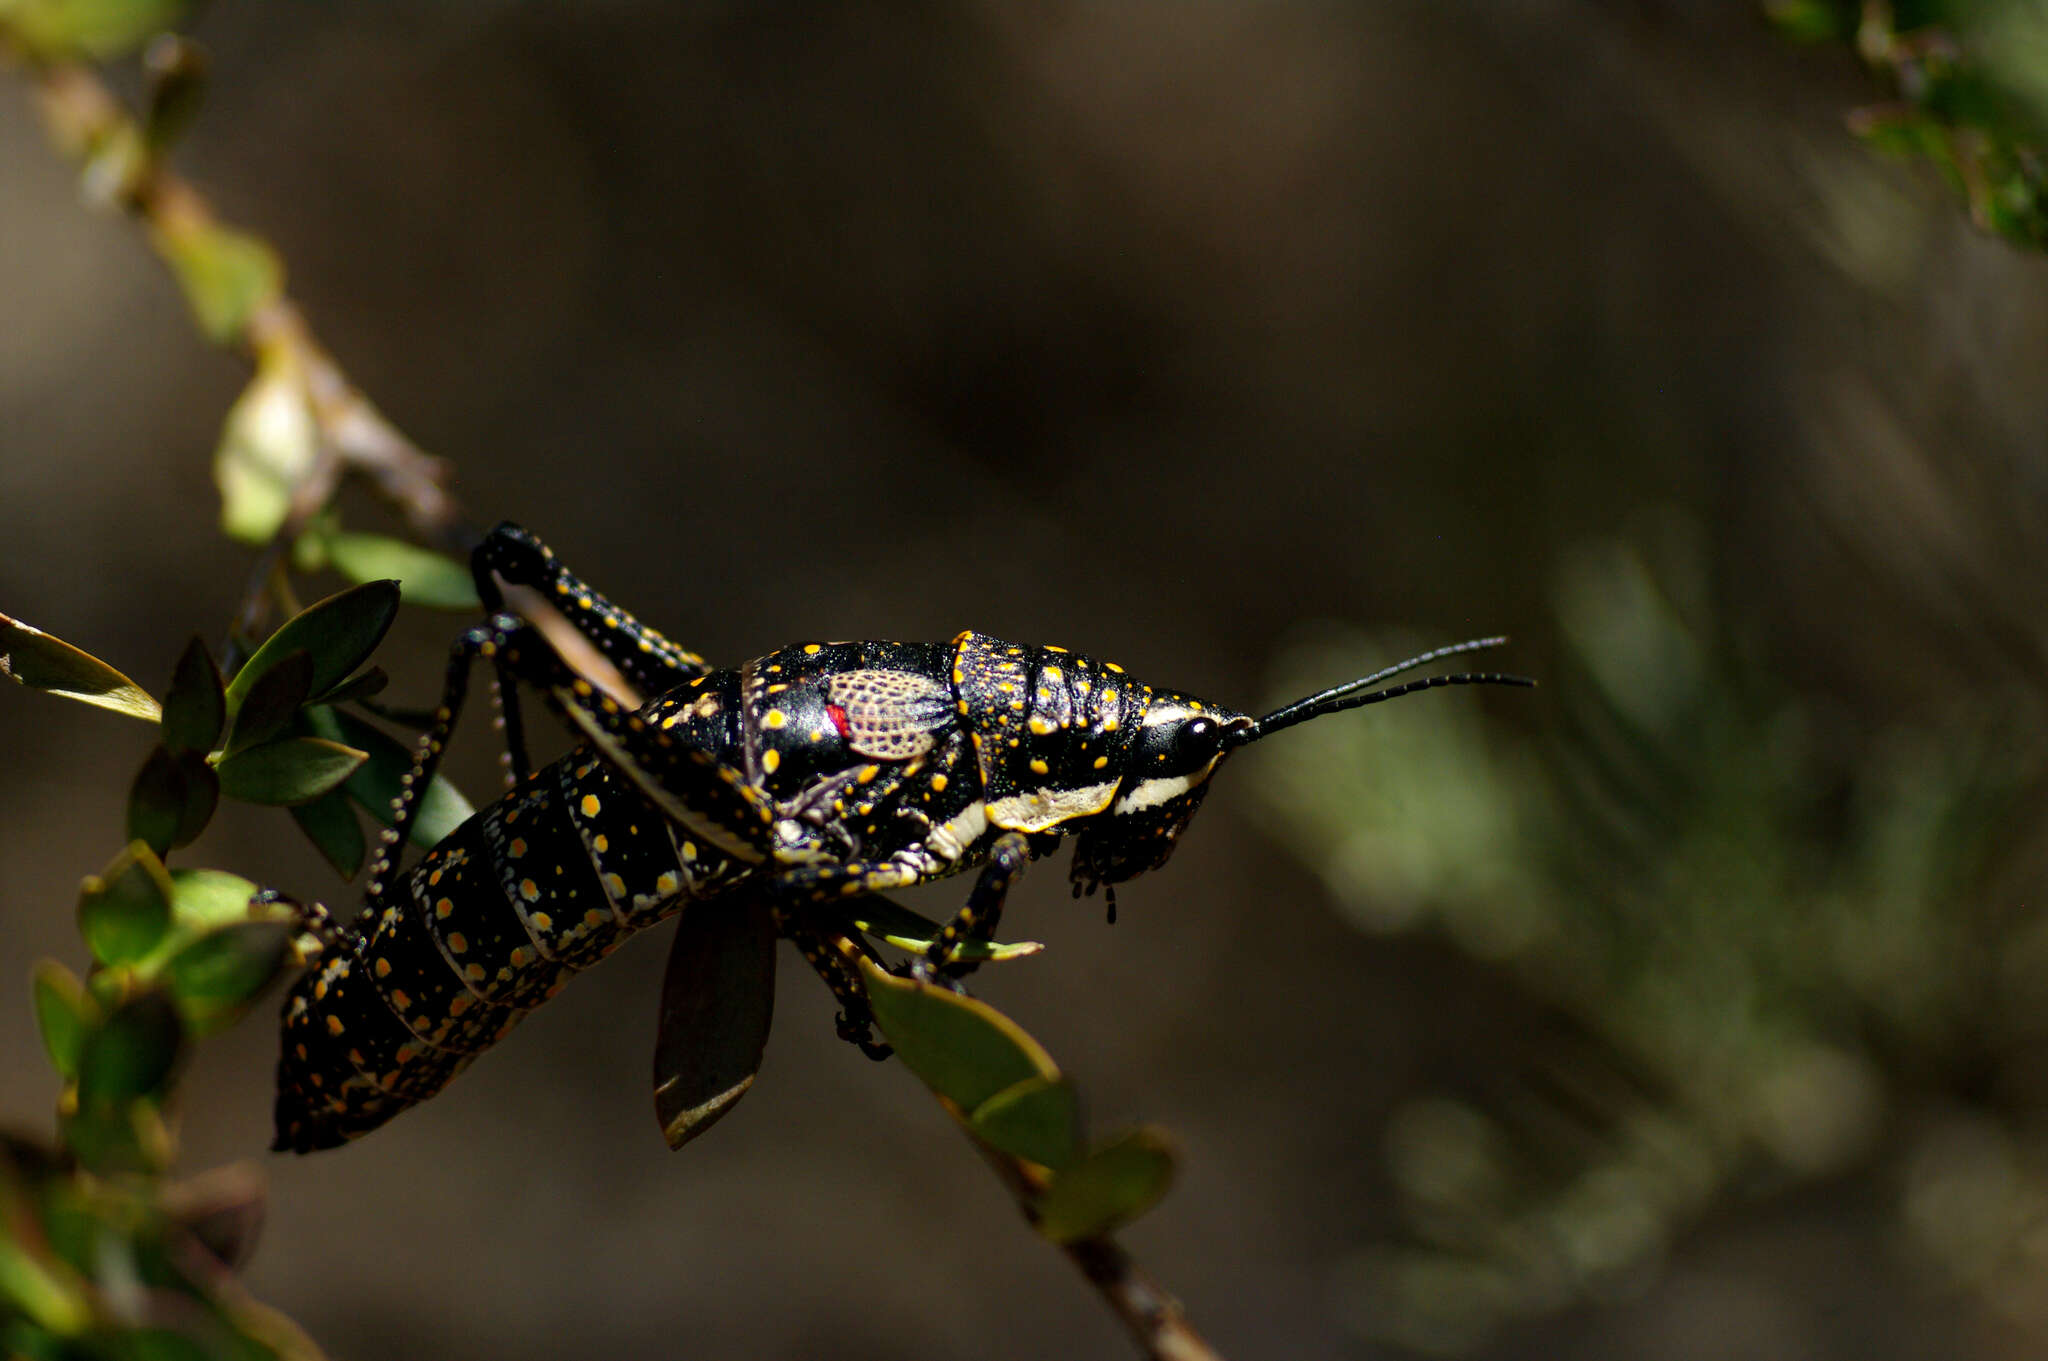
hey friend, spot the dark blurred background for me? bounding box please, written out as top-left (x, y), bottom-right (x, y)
top-left (9, 2), bottom-right (2048, 1357)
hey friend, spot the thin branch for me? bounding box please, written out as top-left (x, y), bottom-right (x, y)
top-left (968, 1136), bottom-right (1222, 1361)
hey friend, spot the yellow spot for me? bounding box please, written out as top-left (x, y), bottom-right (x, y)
top-left (429, 869), bottom-right (443, 886)
top-left (1029, 716), bottom-right (1054, 735)
top-left (1030, 759), bottom-right (1049, 775)
top-left (656, 872), bottom-right (680, 895)
top-left (810, 728), bottom-right (827, 742)
top-left (763, 749), bottom-right (782, 774)
top-left (465, 963), bottom-right (486, 982)
top-left (480, 641), bottom-right (498, 658)
top-left (1093, 755), bottom-right (1109, 769)
top-left (604, 873), bottom-right (627, 898)
top-left (1103, 716), bottom-right (1119, 732)
top-left (375, 957), bottom-right (392, 978)
top-left (325, 1014), bottom-right (344, 1036)
top-left (510, 947), bottom-right (531, 967)
top-left (449, 996), bottom-right (471, 1017)
top-left (999, 681), bottom-right (1015, 693)
top-left (509, 837), bottom-right (528, 858)
top-left (805, 643), bottom-right (822, 654)
top-left (593, 834), bottom-right (609, 853)
top-left (931, 774), bottom-right (948, 793)
top-left (391, 989), bottom-right (412, 1010)
top-left (573, 678), bottom-right (593, 697)
top-left (682, 841), bottom-right (698, 860)
top-left (585, 909), bottom-right (608, 928)
top-left (520, 878), bottom-right (540, 902)
top-left (314, 979), bottom-right (328, 999)
top-left (1106, 661), bottom-right (1124, 673)
top-left (857, 764), bottom-right (880, 784)
top-left (764, 708), bottom-right (787, 729)
top-left (578, 594), bottom-right (593, 609)
top-left (767, 683), bottom-right (788, 693)
top-left (447, 932), bottom-right (468, 954)
top-left (533, 912), bottom-right (553, 931)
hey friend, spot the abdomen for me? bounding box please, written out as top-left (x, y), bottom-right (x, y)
top-left (273, 747), bottom-right (745, 1152)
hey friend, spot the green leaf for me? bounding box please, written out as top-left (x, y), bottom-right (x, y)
top-left (213, 352), bottom-right (313, 544)
top-left (141, 33), bottom-right (209, 154)
top-left (2, 0), bottom-right (191, 60)
top-left (0, 612), bottom-right (160, 722)
top-left (0, 1235), bottom-right (89, 1337)
top-left (78, 843), bottom-right (175, 967)
top-left (74, 991), bottom-right (183, 1108)
top-left (323, 532), bottom-right (481, 611)
top-left (215, 736), bottom-right (366, 806)
top-left (308, 665), bottom-right (388, 707)
top-left (167, 869), bottom-right (266, 930)
top-left (858, 958), bottom-right (1059, 1112)
top-left (161, 921), bottom-right (294, 1035)
top-left (60, 1100), bottom-right (174, 1178)
top-left (224, 581), bottom-right (399, 718)
top-left (160, 637), bottom-right (224, 754)
top-left (221, 648), bottom-right (311, 755)
top-left (310, 707), bottom-right (474, 847)
top-left (1034, 1127), bottom-right (1179, 1245)
top-left (969, 1075), bottom-right (1080, 1171)
top-left (289, 786), bottom-right (366, 878)
top-left (31, 962), bottom-right (93, 1080)
top-left (158, 219), bottom-right (283, 344)
top-left (126, 747), bottom-right (219, 855)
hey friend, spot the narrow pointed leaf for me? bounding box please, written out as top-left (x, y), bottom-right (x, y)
top-left (127, 747), bottom-right (219, 855)
top-left (215, 737), bottom-right (366, 806)
top-left (160, 638), bottom-right (225, 754)
top-left (75, 991), bottom-right (184, 1107)
top-left (969, 1075), bottom-right (1080, 1171)
top-left (1034, 1127), bottom-right (1179, 1244)
top-left (858, 957), bottom-right (1059, 1112)
top-left (222, 581), bottom-right (398, 717)
top-left (289, 786), bottom-right (366, 878)
top-left (221, 648), bottom-right (312, 755)
top-left (32, 962), bottom-right (92, 1080)
top-left (309, 707), bottom-right (473, 847)
top-left (79, 843), bottom-right (175, 967)
top-left (0, 613), bottom-right (159, 722)
top-left (655, 896), bottom-right (777, 1149)
top-left (162, 922), bottom-right (294, 1035)
top-left (324, 533), bottom-right (481, 611)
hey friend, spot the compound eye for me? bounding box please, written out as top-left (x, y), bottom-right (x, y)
top-left (1171, 718), bottom-right (1220, 768)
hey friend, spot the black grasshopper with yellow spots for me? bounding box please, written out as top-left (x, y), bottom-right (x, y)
top-left (274, 523), bottom-right (1530, 1154)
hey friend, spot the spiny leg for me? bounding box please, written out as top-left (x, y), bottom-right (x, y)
top-left (924, 831), bottom-right (1034, 980)
top-left (364, 614), bottom-right (563, 915)
top-left (253, 887), bottom-right (342, 966)
top-left (471, 522), bottom-right (710, 697)
top-left (778, 907), bottom-right (892, 1060)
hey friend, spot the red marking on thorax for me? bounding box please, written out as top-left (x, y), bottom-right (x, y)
top-left (825, 703), bottom-right (852, 739)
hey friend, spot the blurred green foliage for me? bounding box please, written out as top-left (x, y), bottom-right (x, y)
top-left (1776, 0), bottom-right (2048, 249)
top-left (1252, 526), bottom-right (2047, 1352)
